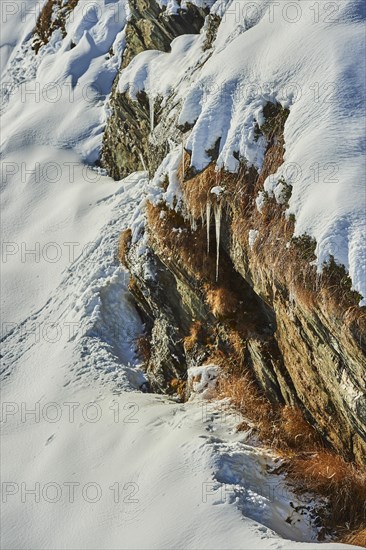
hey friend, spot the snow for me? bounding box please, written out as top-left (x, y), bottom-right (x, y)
top-left (188, 364), bottom-right (220, 398)
top-left (249, 229), bottom-right (259, 249)
top-left (211, 185), bottom-right (225, 196)
top-left (118, 0), bottom-right (366, 303)
top-left (0, 1), bottom-right (363, 548)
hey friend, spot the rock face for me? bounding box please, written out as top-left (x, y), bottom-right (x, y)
top-left (32, 0), bottom-right (79, 53)
top-left (124, 148), bottom-right (366, 467)
top-left (101, 0), bottom-right (208, 180)
top-left (103, 2), bottom-right (366, 465)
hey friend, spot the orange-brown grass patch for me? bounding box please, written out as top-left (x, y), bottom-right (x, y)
top-left (287, 451), bottom-right (366, 532)
top-left (232, 185), bottom-right (365, 329)
top-left (218, 372), bottom-right (274, 439)
top-left (278, 406), bottom-right (321, 452)
top-left (118, 228), bottom-right (132, 266)
top-left (217, 367), bottom-right (320, 451)
top-left (339, 528), bottom-right (366, 548)
top-left (205, 285), bottom-right (239, 319)
top-left (319, 257), bottom-right (364, 314)
top-left (169, 378), bottom-right (187, 401)
top-left (218, 370), bottom-right (366, 536)
top-left (146, 200), bottom-right (216, 281)
top-left (203, 348), bottom-right (228, 369)
top-left (184, 321), bottom-right (204, 352)
top-left (128, 276), bottom-right (139, 294)
top-left (135, 334), bottom-right (151, 365)
top-left (227, 329), bottom-right (246, 363)
top-left (181, 163), bottom-right (219, 220)
top-left (343, 305), bottom-right (366, 348)
top-left (177, 151), bottom-right (192, 183)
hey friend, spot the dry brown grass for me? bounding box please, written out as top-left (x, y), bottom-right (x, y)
top-left (288, 450), bottom-right (366, 530)
top-left (184, 321), bottom-right (204, 352)
top-left (203, 349), bottom-right (228, 369)
top-left (218, 371), bottom-right (320, 451)
top-left (181, 163), bottom-right (219, 219)
top-left (231, 176), bottom-right (365, 329)
top-left (287, 451), bottom-right (366, 533)
top-left (227, 329), bottom-right (246, 363)
top-left (218, 372), bottom-right (274, 437)
top-left (218, 370), bottom-right (366, 537)
top-left (146, 200), bottom-right (216, 281)
top-left (135, 334), bottom-right (151, 365)
top-left (169, 378), bottom-right (187, 401)
top-left (278, 406), bottom-right (321, 452)
top-left (177, 151), bottom-right (193, 184)
top-left (118, 228), bottom-right (132, 266)
top-left (205, 286), bottom-right (239, 319)
top-left (339, 528), bottom-right (366, 548)
top-left (343, 305), bottom-right (366, 330)
top-left (33, 0), bottom-right (79, 53)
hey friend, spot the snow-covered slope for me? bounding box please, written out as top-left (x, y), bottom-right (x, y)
top-left (119, 0), bottom-right (366, 303)
top-left (0, 1), bottom-right (363, 549)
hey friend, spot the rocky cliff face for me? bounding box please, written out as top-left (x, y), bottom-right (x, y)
top-left (101, 0), bottom-right (208, 180)
top-left (106, 2), bottom-right (365, 465)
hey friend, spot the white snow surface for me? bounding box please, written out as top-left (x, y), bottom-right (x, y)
top-left (119, 0), bottom-right (366, 303)
top-left (0, 1), bottom-right (363, 549)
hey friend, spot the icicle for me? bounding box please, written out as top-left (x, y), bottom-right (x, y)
top-left (149, 94), bottom-right (155, 134)
top-left (200, 206), bottom-right (205, 228)
top-left (214, 201), bottom-right (222, 282)
top-left (206, 200), bottom-right (211, 254)
top-left (189, 213), bottom-right (196, 232)
top-left (138, 151), bottom-right (147, 172)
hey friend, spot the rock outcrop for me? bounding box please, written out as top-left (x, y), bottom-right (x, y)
top-left (101, 0), bottom-right (208, 180)
top-left (103, 1), bottom-right (366, 466)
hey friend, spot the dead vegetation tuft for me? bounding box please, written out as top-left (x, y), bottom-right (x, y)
top-left (218, 371), bottom-right (274, 439)
top-left (204, 285), bottom-right (239, 319)
top-left (118, 228), bottom-right (132, 266)
top-left (169, 378), bottom-right (187, 401)
top-left (146, 200), bottom-right (216, 281)
top-left (287, 451), bottom-right (366, 534)
top-left (33, 0), bottom-right (79, 53)
top-left (181, 163), bottom-right (219, 219)
top-left (217, 367), bottom-right (366, 539)
top-left (339, 529), bottom-right (366, 548)
top-left (135, 334), bottom-right (151, 365)
top-left (278, 406), bottom-right (321, 452)
top-left (184, 321), bottom-right (204, 352)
